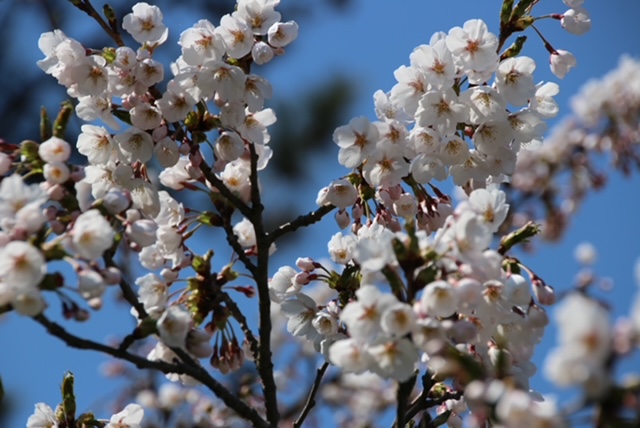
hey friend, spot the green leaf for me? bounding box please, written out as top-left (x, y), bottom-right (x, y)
top-left (40, 106), bottom-right (51, 141)
top-left (501, 35), bottom-right (527, 59)
top-left (500, 0), bottom-right (515, 26)
top-left (61, 372), bottom-right (76, 424)
top-left (198, 212), bottom-right (223, 227)
top-left (52, 101), bottom-right (74, 139)
top-left (510, 0), bottom-right (535, 23)
top-left (498, 221), bottom-right (540, 254)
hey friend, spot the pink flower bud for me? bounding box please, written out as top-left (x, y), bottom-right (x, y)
top-left (550, 49), bottom-right (576, 79)
top-left (46, 183), bottom-right (66, 201)
top-left (296, 257), bottom-right (316, 272)
top-left (179, 143), bottom-right (191, 155)
top-left (101, 267), bottom-right (122, 285)
top-left (527, 304), bottom-right (549, 328)
top-left (532, 279), bottom-right (556, 305)
top-left (335, 209), bottom-right (350, 229)
top-left (231, 285), bottom-right (256, 298)
top-left (294, 272), bottom-right (311, 285)
top-left (387, 185), bottom-right (402, 200)
top-left (352, 204), bottom-right (364, 220)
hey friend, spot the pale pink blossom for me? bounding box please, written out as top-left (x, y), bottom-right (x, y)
top-left (122, 2), bottom-right (168, 45)
top-left (70, 209), bottom-right (115, 260)
top-left (267, 21), bottom-right (298, 48)
top-left (157, 306), bottom-right (191, 348)
top-left (550, 50), bottom-right (577, 79)
top-left (106, 403), bottom-right (144, 428)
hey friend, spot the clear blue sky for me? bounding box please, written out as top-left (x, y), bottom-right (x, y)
top-left (1, 1), bottom-right (639, 426)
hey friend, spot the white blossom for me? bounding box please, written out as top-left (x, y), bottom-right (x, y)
top-left (122, 2), bottom-right (168, 45)
top-left (70, 209), bottom-right (115, 260)
top-left (0, 240), bottom-right (46, 292)
top-left (26, 402), bottom-right (58, 428)
top-left (106, 403), bottom-right (144, 428)
top-left (157, 306), bottom-right (191, 348)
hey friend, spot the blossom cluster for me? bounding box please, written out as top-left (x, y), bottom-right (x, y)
top-left (326, 18), bottom-right (557, 195)
top-left (3, 2), bottom-right (296, 325)
top-left (2, 0), bottom-right (297, 421)
top-left (275, 187), bottom-right (554, 399)
top-left (268, 2), bottom-right (601, 425)
top-left (511, 55), bottom-right (640, 241)
top-left (28, 402), bottom-right (143, 428)
top-left (7, 0), bottom-right (639, 426)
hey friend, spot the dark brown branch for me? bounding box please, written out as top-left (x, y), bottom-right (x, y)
top-left (403, 372), bottom-right (434, 423)
top-left (33, 314), bottom-right (270, 428)
top-left (103, 254), bottom-right (148, 321)
top-left (293, 362), bottom-right (329, 428)
top-left (217, 212), bottom-right (260, 363)
top-left (221, 212), bottom-right (258, 276)
top-left (220, 291), bottom-right (259, 362)
top-left (199, 159), bottom-right (254, 220)
top-left (394, 373), bottom-right (418, 428)
top-left (268, 204), bottom-right (336, 244)
top-left (247, 144), bottom-right (279, 426)
top-left (68, 0), bottom-right (125, 47)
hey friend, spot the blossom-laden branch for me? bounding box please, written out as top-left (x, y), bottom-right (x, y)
top-left (33, 314), bottom-right (271, 428)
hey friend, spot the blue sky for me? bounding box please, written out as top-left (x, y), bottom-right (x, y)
top-left (1, 0), bottom-right (639, 426)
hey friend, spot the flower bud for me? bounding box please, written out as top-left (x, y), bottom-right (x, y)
top-left (0, 152), bottom-right (11, 175)
top-left (335, 209), bottom-right (350, 229)
top-left (532, 279), bottom-right (556, 305)
top-left (550, 49), bottom-right (576, 79)
top-left (296, 257), bottom-right (316, 272)
top-left (252, 41), bottom-right (274, 65)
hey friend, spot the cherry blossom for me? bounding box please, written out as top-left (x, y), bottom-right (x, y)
top-left (122, 2), bottom-right (168, 45)
top-left (69, 209), bottom-right (115, 261)
top-left (106, 404), bottom-right (145, 428)
top-left (550, 49), bottom-right (577, 79)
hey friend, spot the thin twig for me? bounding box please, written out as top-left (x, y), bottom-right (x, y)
top-left (220, 291), bottom-right (259, 362)
top-left (268, 204), bottom-right (336, 244)
top-left (221, 212), bottom-right (258, 276)
top-left (293, 362), bottom-right (329, 428)
top-left (217, 211), bottom-right (260, 361)
top-left (33, 314), bottom-right (270, 428)
top-left (69, 0), bottom-right (125, 47)
top-left (103, 254), bottom-right (148, 320)
top-left (199, 159), bottom-right (254, 220)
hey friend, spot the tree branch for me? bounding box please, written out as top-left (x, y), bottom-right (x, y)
top-left (220, 291), bottom-right (259, 362)
top-left (199, 159), bottom-right (254, 220)
top-left (247, 143), bottom-right (279, 426)
top-left (293, 362), bottom-right (329, 428)
top-left (403, 371), bottom-right (434, 423)
top-left (103, 254), bottom-right (148, 321)
top-left (268, 204), bottom-right (336, 244)
top-left (394, 373), bottom-right (418, 428)
top-left (69, 0), bottom-right (125, 47)
top-left (221, 212), bottom-right (258, 276)
top-left (33, 314), bottom-right (270, 428)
